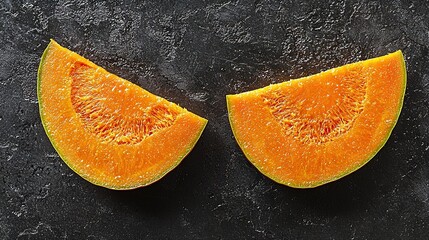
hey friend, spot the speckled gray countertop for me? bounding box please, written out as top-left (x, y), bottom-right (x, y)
top-left (1, 1), bottom-right (429, 239)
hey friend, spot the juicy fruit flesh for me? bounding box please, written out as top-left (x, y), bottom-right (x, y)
top-left (227, 51), bottom-right (406, 188)
top-left (71, 62), bottom-right (180, 145)
top-left (261, 65), bottom-right (368, 144)
top-left (38, 40), bottom-right (207, 189)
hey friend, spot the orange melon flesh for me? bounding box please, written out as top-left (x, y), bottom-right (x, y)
top-left (38, 40), bottom-right (207, 190)
top-left (227, 51), bottom-right (406, 188)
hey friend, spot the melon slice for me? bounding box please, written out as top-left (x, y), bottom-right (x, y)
top-left (227, 51), bottom-right (406, 188)
top-left (38, 40), bottom-right (207, 190)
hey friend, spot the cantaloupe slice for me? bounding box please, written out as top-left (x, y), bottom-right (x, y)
top-left (38, 40), bottom-right (207, 190)
top-left (227, 51), bottom-right (406, 188)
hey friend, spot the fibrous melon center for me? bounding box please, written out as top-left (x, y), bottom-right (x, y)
top-left (262, 66), bottom-right (368, 144)
top-left (70, 62), bottom-right (179, 145)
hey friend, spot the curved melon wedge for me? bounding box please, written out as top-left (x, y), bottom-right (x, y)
top-left (227, 51), bottom-right (406, 188)
top-left (38, 40), bottom-right (207, 190)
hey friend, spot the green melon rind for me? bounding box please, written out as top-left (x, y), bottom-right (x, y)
top-left (38, 40), bottom-right (208, 190)
top-left (226, 51), bottom-right (407, 188)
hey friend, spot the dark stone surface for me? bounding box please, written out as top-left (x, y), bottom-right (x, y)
top-left (1, 0), bottom-right (429, 239)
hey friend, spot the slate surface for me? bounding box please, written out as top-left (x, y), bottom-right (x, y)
top-left (1, 0), bottom-right (429, 239)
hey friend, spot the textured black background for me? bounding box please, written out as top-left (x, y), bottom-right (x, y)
top-left (1, 0), bottom-right (429, 239)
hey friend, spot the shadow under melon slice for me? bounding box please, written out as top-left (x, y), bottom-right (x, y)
top-left (227, 51), bottom-right (406, 188)
top-left (38, 40), bottom-right (207, 190)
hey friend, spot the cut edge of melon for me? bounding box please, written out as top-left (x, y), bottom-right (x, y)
top-left (38, 39), bottom-right (208, 190)
top-left (226, 50), bottom-right (407, 188)
top-left (105, 118), bottom-right (208, 190)
top-left (115, 118), bottom-right (208, 190)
